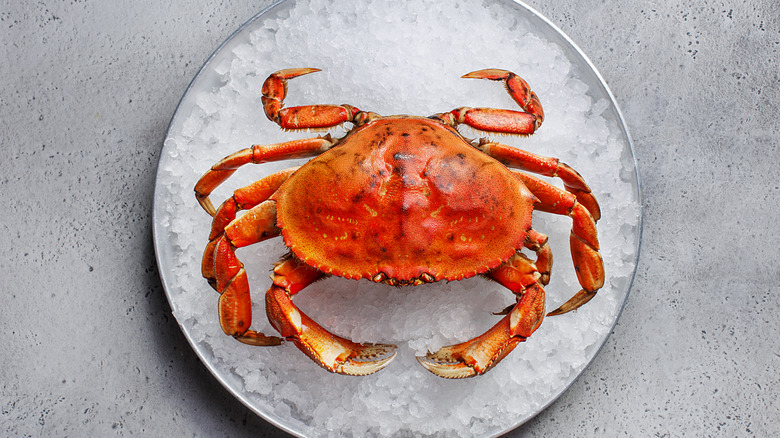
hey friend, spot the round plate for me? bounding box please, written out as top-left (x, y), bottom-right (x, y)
top-left (153, 0), bottom-right (642, 436)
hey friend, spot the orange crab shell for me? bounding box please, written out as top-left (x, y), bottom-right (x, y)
top-left (271, 116), bottom-right (537, 283)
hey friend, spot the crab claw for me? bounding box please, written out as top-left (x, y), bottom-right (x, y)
top-left (291, 317), bottom-right (398, 376)
top-left (417, 282), bottom-right (545, 378)
top-left (417, 336), bottom-right (523, 379)
top-left (330, 343), bottom-right (398, 376)
top-left (266, 285), bottom-right (397, 375)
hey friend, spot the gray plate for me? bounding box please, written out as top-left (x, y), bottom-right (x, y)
top-left (153, 1), bottom-right (642, 436)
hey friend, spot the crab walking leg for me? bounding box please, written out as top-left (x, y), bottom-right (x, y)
top-left (435, 67), bottom-right (599, 219)
top-left (262, 68), bottom-right (367, 130)
top-left (512, 171), bottom-right (605, 316)
top-left (525, 229), bottom-right (553, 286)
top-left (418, 254), bottom-right (547, 378)
top-left (207, 200), bottom-right (284, 346)
top-left (195, 136), bottom-right (336, 215)
top-left (202, 168), bottom-right (297, 288)
top-left (489, 227), bottom-right (556, 315)
top-left (433, 69), bottom-right (544, 136)
top-left (265, 257), bottom-right (398, 376)
top-left (480, 142), bottom-right (601, 220)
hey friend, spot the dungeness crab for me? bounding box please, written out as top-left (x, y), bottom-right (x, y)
top-left (194, 68), bottom-right (604, 378)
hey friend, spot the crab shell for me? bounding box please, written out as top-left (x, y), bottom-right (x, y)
top-left (273, 116), bottom-right (536, 284)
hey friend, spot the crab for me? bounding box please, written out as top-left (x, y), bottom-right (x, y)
top-left (194, 68), bottom-right (604, 378)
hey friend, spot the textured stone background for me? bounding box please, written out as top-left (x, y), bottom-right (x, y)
top-left (1, 0), bottom-right (777, 436)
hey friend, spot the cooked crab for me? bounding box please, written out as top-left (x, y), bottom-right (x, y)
top-left (194, 68), bottom-right (604, 378)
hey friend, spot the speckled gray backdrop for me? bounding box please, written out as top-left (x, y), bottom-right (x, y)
top-left (1, 1), bottom-right (777, 436)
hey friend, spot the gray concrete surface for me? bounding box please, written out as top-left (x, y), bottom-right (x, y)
top-left (1, 0), bottom-right (777, 436)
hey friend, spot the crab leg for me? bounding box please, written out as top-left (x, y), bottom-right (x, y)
top-left (195, 136), bottom-right (337, 215)
top-left (418, 253), bottom-right (547, 378)
top-left (512, 171), bottom-right (605, 316)
top-left (202, 167), bottom-right (304, 345)
top-left (262, 68), bottom-right (368, 130)
top-left (479, 142), bottom-right (601, 221)
top-left (207, 199), bottom-right (283, 346)
top-left (434, 68), bottom-right (599, 220)
top-left (487, 229), bottom-right (554, 304)
top-left (524, 229), bottom-right (553, 286)
top-left (201, 168), bottom-right (296, 287)
top-left (434, 69), bottom-right (544, 136)
top-left (266, 256), bottom-right (398, 376)
top-left (418, 231), bottom-right (552, 378)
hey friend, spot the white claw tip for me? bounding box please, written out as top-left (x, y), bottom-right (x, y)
top-left (416, 355), bottom-right (478, 379)
top-left (337, 344), bottom-right (398, 376)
